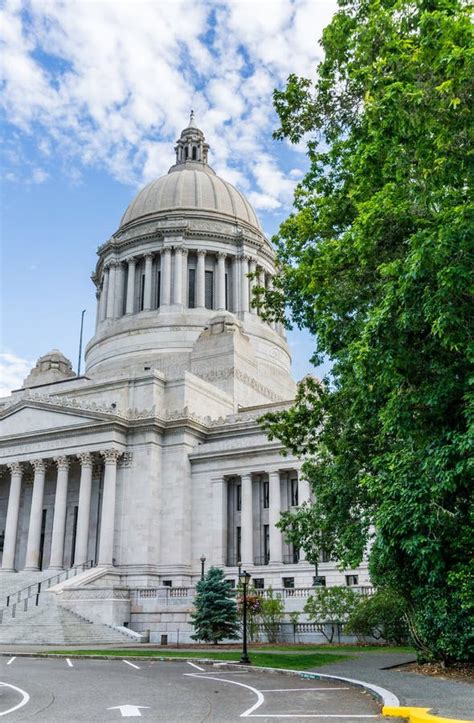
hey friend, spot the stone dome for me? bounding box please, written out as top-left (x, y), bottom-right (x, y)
top-left (119, 113), bottom-right (261, 231)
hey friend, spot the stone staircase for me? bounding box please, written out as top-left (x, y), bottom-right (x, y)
top-left (0, 569), bottom-right (142, 645)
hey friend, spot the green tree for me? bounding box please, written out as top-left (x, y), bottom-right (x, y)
top-left (191, 567), bottom-right (240, 644)
top-left (262, 0), bottom-right (473, 664)
top-left (304, 587), bottom-right (359, 643)
top-left (346, 590), bottom-right (408, 645)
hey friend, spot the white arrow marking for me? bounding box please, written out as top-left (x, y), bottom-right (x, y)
top-left (107, 705), bottom-right (150, 717)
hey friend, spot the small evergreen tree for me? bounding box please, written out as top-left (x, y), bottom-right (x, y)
top-left (191, 567), bottom-right (240, 644)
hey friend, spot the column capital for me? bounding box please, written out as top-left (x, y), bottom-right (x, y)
top-left (7, 462), bottom-right (23, 475)
top-left (173, 245), bottom-right (185, 254)
top-left (31, 459), bottom-right (46, 473)
top-left (127, 255), bottom-right (137, 265)
top-left (77, 452), bottom-right (93, 468)
top-left (197, 248), bottom-right (206, 257)
top-left (239, 253), bottom-right (250, 262)
top-left (101, 448), bottom-right (122, 464)
top-left (54, 456), bottom-right (70, 470)
top-left (108, 259), bottom-right (120, 268)
top-left (144, 252), bottom-right (154, 261)
top-left (217, 250), bottom-right (227, 259)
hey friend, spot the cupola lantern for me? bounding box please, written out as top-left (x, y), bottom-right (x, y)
top-left (174, 110), bottom-right (209, 165)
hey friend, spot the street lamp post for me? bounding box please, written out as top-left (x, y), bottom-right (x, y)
top-left (239, 569), bottom-right (251, 665)
top-left (237, 560), bottom-right (242, 577)
top-left (200, 555), bottom-right (206, 580)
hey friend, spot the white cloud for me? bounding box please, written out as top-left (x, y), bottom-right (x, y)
top-left (0, 0), bottom-right (337, 213)
top-left (0, 350), bottom-right (33, 396)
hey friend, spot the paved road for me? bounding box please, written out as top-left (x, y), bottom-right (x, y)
top-left (0, 655), bottom-right (385, 721)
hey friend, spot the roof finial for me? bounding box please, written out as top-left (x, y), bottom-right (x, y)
top-left (188, 109), bottom-right (196, 128)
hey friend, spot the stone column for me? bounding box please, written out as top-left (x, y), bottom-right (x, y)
top-left (143, 254), bottom-right (153, 311)
top-left (212, 478), bottom-right (227, 566)
top-left (269, 471), bottom-right (283, 564)
top-left (160, 247), bottom-right (172, 306)
top-left (106, 261), bottom-right (117, 319)
top-left (113, 261), bottom-right (125, 318)
top-left (48, 456), bottom-right (70, 570)
top-left (182, 248), bottom-right (189, 306)
top-left (100, 266), bottom-right (109, 321)
top-left (240, 255), bottom-right (250, 313)
top-left (2, 463), bottom-right (23, 571)
top-left (196, 250), bottom-right (206, 308)
top-left (173, 247), bottom-right (183, 305)
top-left (24, 459), bottom-right (47, 570)
top-left (125, 257), bottom-right (137, 314)
top-left (75, 452), bottom-right (93, 566)
top-left (240, 473), bottom-right (253, 566)
top-left (248, 257), bottom-right (257, 313)
top-left (232, 255), bottom-right (240, 312)
top-left (98, 449), bottom-right (121, 566)
top-left (217, 252), bottom-right (226, 310)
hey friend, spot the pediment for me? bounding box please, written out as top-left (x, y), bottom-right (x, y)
top-left (0, 401), bottom-right (112, 437)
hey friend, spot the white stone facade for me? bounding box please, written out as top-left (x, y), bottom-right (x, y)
top-left (0, 118), bottom-right (369, 638)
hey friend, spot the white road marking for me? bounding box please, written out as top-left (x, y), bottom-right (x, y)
top-left (6, 658), bottom-right (15, 666)
top-left (184, 673), bottom-right (264, 718)
top-left (186, 661), bottom-right (205, 671)
top-left (66, 658), bottom-right (73, 668)
top-left (247, 716), bottom-right (378, 719)
top-left (107, 704), bottom-right (150, 717)
top-left (122, 660), bottom-right (141, 670)
top-left (261, 686), bottom-right (350, 693)
top-left (0, 682), bottom-right (30, 717)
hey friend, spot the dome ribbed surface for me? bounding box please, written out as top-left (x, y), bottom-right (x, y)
top-left (120, 168), bottom-right (261, 230)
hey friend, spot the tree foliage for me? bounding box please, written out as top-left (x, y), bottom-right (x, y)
top-left (304, 587), bottom-right (359, 643)
top-left (191, 567), bottom-right (240, 644)
top-left (345, 590), bottom-right (408, 645)
top-left (262, 0), bottom-right (473, 663)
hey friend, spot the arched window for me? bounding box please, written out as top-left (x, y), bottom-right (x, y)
top-left (192, 146), bottom-right (197, 160)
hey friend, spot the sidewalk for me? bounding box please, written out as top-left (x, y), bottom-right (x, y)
top-left (308, 650), bottom-right (474, 721)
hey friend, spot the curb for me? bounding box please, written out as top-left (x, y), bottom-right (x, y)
top-left (383, 707), bottom-right (474, 723)
top-left (0, 651), bottom-right (400, 711)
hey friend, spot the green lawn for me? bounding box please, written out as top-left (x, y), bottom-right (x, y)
top-left (48, 649), bottom-right (350, 670)
top-left (263, 644), bottom-right (414, 654)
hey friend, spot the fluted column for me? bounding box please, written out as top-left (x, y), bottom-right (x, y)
top-left (173, 247), bottom-right (183, 305)
top-left (232, 255), bottom-right (240, 312)
top-left (75, 452), bottom-right (93, 566)
top-left (212, 478), bottom-right (227, 566)
top-left (240, 473), bottom-right (253, 566)
top-left (48, 456), bottom-right (70, 569)
top-left (249, 258), bottom-right (257, 313)
top-left (240, 255), bottom-right (250, 312)
top-left (196, 250), bottom-right (206, 308)
top-left (113, 262), bottom-right (125, 318)
top-left (2, 463), bottom-right (23, 571)
top-left (160, 247), bottom-right (172, 306)
top-left (143, 254), bottom-right (153, 311)
top-left (100, 267), bottom-right (109, 321)
top-left (182, 248), bottom-right (188, 306)
top-left (24, 459), bottom-right (47, 570)
top-left (217, 252), bottom-right (226, 310)
top-left (98, 449), bottom-right (121, 566)
top-left (125, 257), bottom-right (137, 314)
top-left (106, 261), bottom-right (117, 319)
top-left (269, 471), bottom-right (283, 564)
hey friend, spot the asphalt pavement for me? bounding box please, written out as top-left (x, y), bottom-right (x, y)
top-left (0, 655), bottom-right (385, 721)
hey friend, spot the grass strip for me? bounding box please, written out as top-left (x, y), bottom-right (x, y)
top-left (47, 649), bottom-right (350, 669)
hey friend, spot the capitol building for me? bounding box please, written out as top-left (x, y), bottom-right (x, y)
top-left (0, 117), bottom-right (368, 643)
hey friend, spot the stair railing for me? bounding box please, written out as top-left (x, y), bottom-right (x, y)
top-left (0, 560), bottom-right (95, 624)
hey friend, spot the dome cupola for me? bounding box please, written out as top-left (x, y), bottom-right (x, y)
top-left (172, 110), bottom-right (209, 167)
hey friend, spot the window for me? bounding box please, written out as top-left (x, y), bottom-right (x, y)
top-left (236, 484), bottom-right (242, 511)
top-left (313, 575), bottom-right (326, 587)
top-left (226, 579), bottom-right (236, 588)
top-left (163, 580), bottom-right (172, 587)
top-left (263, 479), bottom-right (269, 508)
top-left (292, 546), bottom-right (300, 564)
top-left (263, 525), bottom-right (270, 564)
top-left (205, 270), bottom-right (214, 309)
top-left (253, 578), bottom-right (264, 590)
top-left (290, 477), bottom-right (298, 507)
top-left (185, 147), bottom-right (188, 159)
top-left (346, 575), bottom-right (359, 586)
top-left (192, 146), bottom-right (197, 160)
top-left (282, 577), bottom-right (295, 589)
top-left (225, 272), bottom-right (229, 310)
top-left (155, 270), bottom-right (161, 308)
top-left (236, 526), bottom-right (241, 562)
top-left (0, 530), bottom-right (4, 552)
top-left (188, 268), bottom-right (196, 308)
top-left (319, 549), bottom-right (331, 563)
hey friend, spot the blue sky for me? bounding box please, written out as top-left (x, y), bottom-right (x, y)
top-left (0, 0), bottom-right (337, 395)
